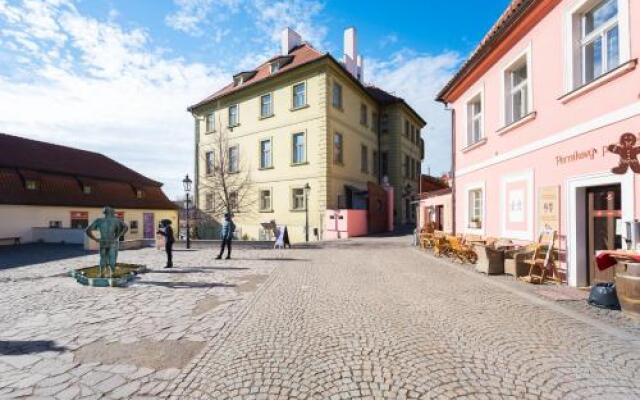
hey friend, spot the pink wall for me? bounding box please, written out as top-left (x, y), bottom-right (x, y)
top-left (449, 0), bottom-right (640, 285)
top-left (324, 209), bottom-right (368, 239)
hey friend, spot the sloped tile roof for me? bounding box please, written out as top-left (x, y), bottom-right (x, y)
top-left (188, 43), bottom-right (326, 111)
top-left (0, 133), bottom-right (176, 210)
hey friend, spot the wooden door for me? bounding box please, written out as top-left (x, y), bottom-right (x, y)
top-left (587, 185), bottom-right (621, 285)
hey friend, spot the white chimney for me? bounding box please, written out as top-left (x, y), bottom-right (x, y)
top-left (281, 27), bottom-right (302, 55)
top-left (357, 55), bottom-right (364, 81)
top-left (343, 27), bottom-right (363, 81)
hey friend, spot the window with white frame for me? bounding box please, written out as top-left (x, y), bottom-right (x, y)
top-left (205, 192), bottom-right (213, 211)
top-left (504, 57), bottom-right (530, 124)
top-left (468, 188), bottom-right (483, 229)
top-left (259, 139), bottom-right (272, 169)
top-left (259, 189), bottom-right (272, 211)
top-left (229, 191), bottom-right (238, 212)
top-left (332, 82), bottom-right (342, 109)
top-left (292, 132), bottom-right (305, 164)
top-left (206, 112), bottom-right (215, 132)
top-left (260, 94), bottom-right (273, 118)
top-left (361, 144), bottom-right (368, 173)
top-left (292, 82), bottom-right (306, 109)
top-left (205, 151), bottom-right (214, 175)
top-left (466, 94), bottom-right (483, 145)
top-left (291, 188), bottom-right (305, 210)
top-left (228, 145), bottom-right (239, 173)
top-left (228, 104), bottom-right (239, 127)
top-left (333, 132), bottom-right (343, 164)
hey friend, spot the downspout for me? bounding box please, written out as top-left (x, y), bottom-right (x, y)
top-left (377, 108), bottom-right (382, 184)
top-left (192, 113), bottom-right (200, 209)
top-left (450, 106), bottom-right (456, 235)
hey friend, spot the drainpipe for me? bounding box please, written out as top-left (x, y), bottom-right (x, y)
top-left (376, 108), bottom-right (382, 185)
top-left (450, 106), bottom-right (456, 235)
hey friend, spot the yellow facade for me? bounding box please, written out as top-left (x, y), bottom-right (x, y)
top-left (193, 58), bottom-right (424, 243)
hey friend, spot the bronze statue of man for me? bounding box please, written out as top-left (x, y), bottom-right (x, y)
top-left (85, 207), bottom-right (129, 277)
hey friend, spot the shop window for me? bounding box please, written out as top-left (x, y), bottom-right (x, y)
top-left (70, 211), bottom-right (88, 229)
top-left (130, 220), bottom-right (139, 234)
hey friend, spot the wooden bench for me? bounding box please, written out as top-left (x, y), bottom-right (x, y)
top-left (0, 237), bottom-right (20, 246)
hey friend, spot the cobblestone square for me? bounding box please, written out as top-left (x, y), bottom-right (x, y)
top-left (1, 237), bottom-right (640, 399)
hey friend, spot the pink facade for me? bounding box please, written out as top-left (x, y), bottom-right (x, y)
top-left (324, 209), bottom-right (368, 239)
top-left (444, 0), bottom-right (640, 287)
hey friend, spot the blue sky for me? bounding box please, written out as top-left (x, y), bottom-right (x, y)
top-left (0, 0), bottom-right (510, 198)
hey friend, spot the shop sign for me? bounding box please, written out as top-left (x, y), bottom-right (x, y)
top-left (607, 132), bottom-right (640, 175)
top-left (555, 148), bottom-right (598, 166)
top-left (537, 186), bottom-right (559, 236)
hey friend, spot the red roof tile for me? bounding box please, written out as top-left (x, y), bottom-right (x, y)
top-left (0, 134), bottom-right (176, 210)
top-left (188, 43), bottom-right (326, 110)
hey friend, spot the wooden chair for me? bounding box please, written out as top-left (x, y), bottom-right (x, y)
top-left (446, 235), bottom-right (478, 264)
top-left (520, 229), bottom-right (557, 284)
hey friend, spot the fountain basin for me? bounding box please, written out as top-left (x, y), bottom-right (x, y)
top-left (70, 263), bottom-right (147, 287)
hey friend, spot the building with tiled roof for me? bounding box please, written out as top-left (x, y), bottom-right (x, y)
top-left (0, 133), bottom-right (177, 245)
top-left (189, 27), bottom-right (427, 241)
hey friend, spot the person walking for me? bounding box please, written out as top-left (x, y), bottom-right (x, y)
top-left (216, 213), bottom-right (235, 260)
top-left (157, 219), bottom-right (175, 268)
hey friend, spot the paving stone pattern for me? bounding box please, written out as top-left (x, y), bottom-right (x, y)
top-left (165, 237), bottom-right (640, 400)
top-left (0, 246), bottom-right (277, 399)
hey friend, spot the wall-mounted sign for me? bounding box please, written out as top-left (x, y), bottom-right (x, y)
top-left (538, 186), bottom-right (559, 236)
top-left (608, 132), bottom-right (640, 174)
top-left (555, 148), bottom-right (598, 166)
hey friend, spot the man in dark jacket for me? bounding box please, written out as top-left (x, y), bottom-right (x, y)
top-left (216, 213), bottom-right (235, 260)
top-left (157, 219), bottom-right (175, 268)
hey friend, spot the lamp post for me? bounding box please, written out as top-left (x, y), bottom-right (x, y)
top-left (304, 183), bottom-right (311, 242)
top-left (182, 174), bottom-right (192, 249)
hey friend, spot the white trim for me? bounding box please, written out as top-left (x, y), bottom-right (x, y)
top-left (500, 169), bottom-right (534, 241)
top-left (500, 43), bottom-right (534, 127)
top-left (456, 101), bottom-right (640, 177)
top-left (565, 170), bottom-right (634, 287)
top-left (463, 180), bottom-right (486, 236)
top-left (563, 0), bottom-right (631, 92)
top-left (463, 84), bottom-right (485, 148)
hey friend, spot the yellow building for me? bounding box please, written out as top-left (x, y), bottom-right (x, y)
top-left (0, 133), bottom-right (178, 247)
top-left (189, 28), bottom-right (425, 242)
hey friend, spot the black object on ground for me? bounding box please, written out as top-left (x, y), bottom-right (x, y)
top-left (587, 282), bottom-right (621, 310)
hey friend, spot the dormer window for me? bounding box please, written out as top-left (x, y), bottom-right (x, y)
top-left (136, 189), bottom-right (144, 199)
top-left (268, 55), bottom-right (293, 75)
top-left (83, 185), bottom-right (92, 194)
top-left (25, 179), bottom-right (38, 190)
top-left (232, 71), bottom-right (257, 87)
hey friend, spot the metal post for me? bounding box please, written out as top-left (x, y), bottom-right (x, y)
top-left (186, 193), bottom-right (191, 249)
top-left (304, 183), bottom-right (310, 242)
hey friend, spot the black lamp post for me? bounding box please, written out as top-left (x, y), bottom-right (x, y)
top-left (304, 183), bottom-right (311, 242)
top-left (182, 174), bottom-right (192, 249)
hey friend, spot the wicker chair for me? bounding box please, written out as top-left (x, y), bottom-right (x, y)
top-left (504, 246), bottom-right (535, 277)
top-left (474, 244), bottom-right (505, 274)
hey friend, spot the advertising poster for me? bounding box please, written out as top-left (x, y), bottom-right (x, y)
top-left (538, 185), bottom-right (560, 234)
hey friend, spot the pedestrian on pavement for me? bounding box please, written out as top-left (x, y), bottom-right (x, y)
top-left (216, 213), bottom-right (235, 259)
top-left (283, 226), bottom-right (291, 249)
top-left (157, 219), bottom-right (175, 268)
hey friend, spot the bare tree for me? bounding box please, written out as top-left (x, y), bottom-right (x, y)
top-left (198, 117), bottom-right (255, 218)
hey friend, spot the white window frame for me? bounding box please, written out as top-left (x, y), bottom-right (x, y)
top-left (228, 145), bottom-right (239, 173)
top-left (260, 93), bottom-right (273, 118)
top-left (500, 44), bottom-right (534, 127)
top-left (563, 0), bottom-right (630, 92)
top-left (205, 150), bottom-right (215, 175)
top-left (500, 170), bottom-right (534, 241)
top-left (205, 111), bottom-right (216, 133)
top-left (332, 81), bottom-right (343, 109)
top-left (464, 87), bottom-right (485, 147)
top-left (464, 181), bottom-right (486, 235)
top-left (292, 82), bottom-right (307, 109)
top-left (259, 188), bottom-right (273, 212)
top-left (291, 187), bottom-right (306, 211)
top-left (259, 138), bottom-right (272, 169)
top-left (291, 132), bottom-right (306, 165)
top-left (228, 104), bottom-right (239, 127)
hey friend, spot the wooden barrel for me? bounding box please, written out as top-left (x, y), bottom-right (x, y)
top-left (615, 262), bottom-right (640, 318)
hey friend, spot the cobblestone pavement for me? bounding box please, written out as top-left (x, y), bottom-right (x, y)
top-left (165, 236), bottom-right (640, 400)
top-left (0, 245), bottom-right (280, 399)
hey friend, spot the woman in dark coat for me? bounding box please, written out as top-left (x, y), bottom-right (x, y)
top-left (157, 219), bottom-right (175, 268)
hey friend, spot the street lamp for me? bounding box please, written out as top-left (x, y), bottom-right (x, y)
top-left (304, 183), bottom-right (311, 242)
top-left (182, 174), bottom-right (192, 249)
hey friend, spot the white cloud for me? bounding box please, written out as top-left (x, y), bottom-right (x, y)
top-left (367, 50), bottom-right (462, 177)
top-left (378, 33), bottom-right (398, 48)
top-left (0, 0), bottom-right (230, 198)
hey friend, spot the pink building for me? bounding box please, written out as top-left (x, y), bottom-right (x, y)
top-left (437, 0), bottom-right (640, 287)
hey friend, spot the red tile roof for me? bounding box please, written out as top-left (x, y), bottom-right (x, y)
top-left (437, 0), bottom-right (534, 102)
top-left (188, 43), bottom-right (326, 111)
top-left (0, 133), bottom-right (176, 210)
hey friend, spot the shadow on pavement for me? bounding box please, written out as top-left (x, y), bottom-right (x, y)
top-left (138, 280), bottom-right (236, 289)
top-left (0, 340), bottom-right (67, 355)
top-left (0, 244), bottom-right (95, 270)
